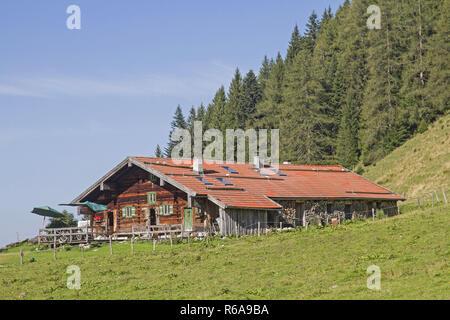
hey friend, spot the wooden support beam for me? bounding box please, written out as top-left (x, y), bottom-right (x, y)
top-left (100, 182), bottom-right (116, 192)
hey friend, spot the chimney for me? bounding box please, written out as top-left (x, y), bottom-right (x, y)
top-left (193, 158), bottom-right (203, 174)
top-left (254, 156), bottom-right (264, 169)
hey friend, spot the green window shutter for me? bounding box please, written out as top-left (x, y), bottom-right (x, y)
top-left (122, 207), bottom-right (126, 217)
top-left (131, 206), bottom-right (136, 217)
top-left (169, 205), bottom-right (173, 215)
top-left (159, 205), bottom-right (163, 215)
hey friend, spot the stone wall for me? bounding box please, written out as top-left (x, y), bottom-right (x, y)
top-left (277, 199), bottom-right (399, 226)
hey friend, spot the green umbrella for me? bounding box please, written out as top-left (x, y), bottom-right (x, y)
top-left (59, 201), bottom-right (107, 213)
top-left (31, 206), bottom-right (64, 218)
top-left (31, 206), bottom-right (64, 230)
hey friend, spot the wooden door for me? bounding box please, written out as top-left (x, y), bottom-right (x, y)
top-left (184, 208), bottom-right (193, 231)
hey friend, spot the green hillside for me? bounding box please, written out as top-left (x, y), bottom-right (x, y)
top-left (363, 114), bottom-right (450, 200)
top-left (1, 204), bottom-right (449, 300)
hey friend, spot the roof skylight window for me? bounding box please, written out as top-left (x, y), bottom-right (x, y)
top-left (221, 166), bottom-right (239, 174)
top-left (196, 177), bottom-right (213, 185)
top-left (215, 177), bottom-right (233, 186)
top-left (270, 168), bottom-right (287, 176)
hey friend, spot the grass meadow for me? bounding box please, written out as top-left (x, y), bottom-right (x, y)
top-left (1, 203), bottom-right (448, 300)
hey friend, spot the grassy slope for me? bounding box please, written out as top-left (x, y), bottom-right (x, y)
top-left (0, 204), bottom-right (448, 300)
top-left (363, 114), bottom-right (450, 199)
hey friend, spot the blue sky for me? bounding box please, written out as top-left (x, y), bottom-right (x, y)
top-left (0, 0), bottom-right (344, 246)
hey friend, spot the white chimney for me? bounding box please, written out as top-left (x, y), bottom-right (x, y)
top-left (193, 158), bottom-right (203, 174)
top-left (254, 156), bottom-right (264, 169)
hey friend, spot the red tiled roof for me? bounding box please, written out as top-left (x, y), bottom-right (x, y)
top-left (132, 157), bottom-right (405, 209)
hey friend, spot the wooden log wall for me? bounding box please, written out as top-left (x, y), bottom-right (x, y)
top-left (92, 167), bottom-right (189, 233)
top-left (90, 166), bottom-right (220, 234)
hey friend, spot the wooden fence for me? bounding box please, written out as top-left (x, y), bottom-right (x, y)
top-left (38, 226), bottom-right (106, 245)
top-left (131, 224), bottom-right (184, 240)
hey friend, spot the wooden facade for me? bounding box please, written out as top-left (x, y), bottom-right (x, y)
top-left (88, 166), bottom-right (207, 235)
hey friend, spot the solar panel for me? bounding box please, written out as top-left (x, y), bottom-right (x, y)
top-left (196, 177), bottom-right (214, 185)
top-left (215, 177), bottom-right (233, 186)
top-left (221, 166), bottom-right (239, 174)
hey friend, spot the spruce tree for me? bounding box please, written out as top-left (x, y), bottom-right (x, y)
top-left (155, 144), bottom-right (162, 158)
top-left (258, 56), bottom-right (274, 92)
top-left (255, 53), bottom-right (284, 130)
top-left (336, 94), bottom-right (360, 169)
top-left (224, 68), bottom-right (243, 129)
top-left (241, 70), bottom-right (262, 127)
top-left (207, 86), bottom-right (227, 131)
top-left (302, 11), bottom-right (320, 52)
top-left (423, 0), bottom-right (449, 119)
top-left (164, 105), bottom-right (187, 158)
top-left (285, 25), bottom-right (302, 64)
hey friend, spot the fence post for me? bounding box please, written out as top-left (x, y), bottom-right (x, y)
top-left (169, 229), bottom-right (173, 250)
top-left (188, 231), bottom-right (191, 248)
top-left (258, 221), bottom-right (260, 236)
top-left (153, 239), bottom-right (156, 251)
top-left (131, 237), bottom-right (134, 255)
top-left (109, 236), bottom-right (113, 255)
top-left (53, 236), bottom-right (57, 261)
top-left (235, 221), bottom-right (238, 239)
top-left (417, 197), bottom-right (421, 209)
top-left (20, 248), bottom-right (23, 265)
top-left (442, 188), bottom-right (448, 204)
top-left (372, 208), bottom-right (375, 221)
top-left (81, 245), bottom-right (84, 258)
top-left (431, 193), bottom-right (434, 207)
top-left (280, 221), bottom-right (282, 230)
top-left (435, 190), bottom-right (440, 202)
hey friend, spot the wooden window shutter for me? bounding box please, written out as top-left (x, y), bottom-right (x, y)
top-left (169, 205), bottom-right (173, 215)
top-left (122, 207), bottom-right (126, 217)
top-left (131, 206), bottom-right (136, 217)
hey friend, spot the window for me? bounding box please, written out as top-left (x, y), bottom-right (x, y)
top-left (158, 204), bottom-right (174, 216)
top-left (148, 173), bottom-right (158, 183)
top-left (147, 192), bottom-right (157, 204)
top-left (221, 166), bottom-right (239, 174)
top-left (215, 177), bottom-right (233, 186)
top-left (122, 206), bottom-right (136, 218)
top-left (196, 177), bottom-right (213, 185)
top-left (270, 168), bottom-right (287, 176)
